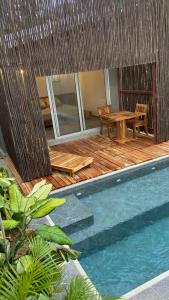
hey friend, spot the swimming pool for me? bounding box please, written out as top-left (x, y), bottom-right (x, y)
top-left (52, 157), bottom-right (169, 297)
top-left (80, 209), bottom-right (169, 296)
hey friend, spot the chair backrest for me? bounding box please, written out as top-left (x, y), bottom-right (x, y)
top-left (135, 103), bottom-right (148, 115)
top-left (97, 105), bottom-right (112, 117)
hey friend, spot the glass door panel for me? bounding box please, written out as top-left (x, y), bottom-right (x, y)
top-left (36, 76), bottom-right (55, 140)
top-left (51, 74), bottom-right (81, 136)
top-left (79, 70), bottom-right (106, 130)
top-left (108, 68), bottom-right (119, 112)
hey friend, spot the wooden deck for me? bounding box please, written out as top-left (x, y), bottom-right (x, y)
top-left (8, 134), bottom-right (169, 195)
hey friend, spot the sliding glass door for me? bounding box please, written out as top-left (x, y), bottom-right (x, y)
top-left (44, 69), bottom-right (113, 141)
top-left (46, 73), bottom-right (83, 138)
top-left (108, 68), bottom-right (119, 112)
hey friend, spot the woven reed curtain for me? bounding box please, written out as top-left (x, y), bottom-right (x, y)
top-left (0, 67), bottom-right (51, 180)
top-left (0, 0), bottom-right (169, 179)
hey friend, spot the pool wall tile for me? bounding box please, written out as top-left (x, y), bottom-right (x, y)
top-left (49, 194), bottom-right (94, 235)
top-left (73, 201), bottom-right (169, 254)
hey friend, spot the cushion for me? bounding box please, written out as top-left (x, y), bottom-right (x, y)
top-left (44, 98), bottom-right (49, 107)
top-left (40, 98), bottom-right (47, 109)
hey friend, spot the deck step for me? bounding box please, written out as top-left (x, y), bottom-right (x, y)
top-left (49, 194), bottom-right (94, 235)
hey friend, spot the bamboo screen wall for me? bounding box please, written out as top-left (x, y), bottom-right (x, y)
top-left (119, 64), bottom-right (154, 133)
top-left (0, 0), bottom-right (168, 180)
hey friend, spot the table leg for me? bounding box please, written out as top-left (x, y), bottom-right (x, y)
top-left (115, 120), bottom-right (132, 143)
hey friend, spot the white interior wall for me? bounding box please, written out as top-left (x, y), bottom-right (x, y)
top-left (36, 77), bottom-right (48, 98)
top-left (36, 74), bottom-right (75, 97)
top-left (79, 70), bottom-right (106, 116)
top-left (52, 74), bottom-right (75, 95)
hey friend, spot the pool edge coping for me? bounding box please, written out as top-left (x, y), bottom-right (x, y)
top-left (123, 269), bottom-right (169, 299)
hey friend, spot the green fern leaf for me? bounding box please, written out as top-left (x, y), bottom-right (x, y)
top-left (65, 276), bottom-right (100, 300)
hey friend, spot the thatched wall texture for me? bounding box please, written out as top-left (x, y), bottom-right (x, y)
top-left (0, 0), bottom-right (168, 180)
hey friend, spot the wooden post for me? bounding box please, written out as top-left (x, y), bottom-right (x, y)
top-left (152, 63), bottom-right (157, 144)
top-left (117, 68), bottom-right (122, 111)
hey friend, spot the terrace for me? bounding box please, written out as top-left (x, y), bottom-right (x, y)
top-left (4, 133), bottom-right (169, 196)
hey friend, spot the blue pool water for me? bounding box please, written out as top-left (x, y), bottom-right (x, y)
top-left (80, 216), bottom-right (169, 296)
top-left (73, 163), bottom-right (169, 296)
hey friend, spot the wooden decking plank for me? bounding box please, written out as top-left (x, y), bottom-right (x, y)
top-left (10, 134), bottom-right (169, 194)
top-left (96, 150), bottom-right (131, 168)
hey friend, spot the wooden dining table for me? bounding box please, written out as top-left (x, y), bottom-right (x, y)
top-left (102, 111), bottom-right (146, 143)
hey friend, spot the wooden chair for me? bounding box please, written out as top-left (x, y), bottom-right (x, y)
top-left (97, 105), bottom-right (114, 137)
top-left (128, 103), bottom-right (148, 137)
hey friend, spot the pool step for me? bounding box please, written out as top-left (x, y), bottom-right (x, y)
top-left (72, 201), bottom-right (169, 255)
top-left (49, 194), bottom-right (94, 235)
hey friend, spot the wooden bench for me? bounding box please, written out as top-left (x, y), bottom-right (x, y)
top-left (49, 150), bottom-right (94, 176)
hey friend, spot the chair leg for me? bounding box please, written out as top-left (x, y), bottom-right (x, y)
top-left (107, 126), bottom-right (111, 138)
top-left (144, 124), bottom-right (148, 136)
top-left (133, 125), bottom-right (136, 138)
top-left (125, 125), bottom-right (128, 136)
top-left (100, 125), bottom-right (103, 135)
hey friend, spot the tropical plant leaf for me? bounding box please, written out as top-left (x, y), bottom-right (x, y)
top-left (65, 276), bottom-right (100, 300)
top-left (0, 195), bottom-right (6, 208)
top-left (24, 196), bottom-right (36, 212)
top-left (28, 180), bottom-right (47, 197)
top-left (31, 197), bottom-right (65, 219)
top-left (29, 237), bottom-right (52, 259)
top-left (0, 253), bottom-right (5, 266)
top-left (38, 295), bottom-right (50, 300)
top-left (0, 238), bottom-right (10, 259)
top-left (0, 178), bottom-right (12, 188)
top-left (55, 245), bottom-right (80, 262)
top-left (0, 238), bottom-right (62, 300)
top-left (29, 183), bottom-right (52, 201)
top-left (2, 219), bottom-right (19, 230)
top-left (0, 168), bottom-right (9, 178)
top-left (36, 225), bottom-right (73, 246)
top-left (9, 184), bottom-right (36, 214)
top-left (16, 255), bottom-right (34, 273)
top-left (9, 184), bottom-right (23, 213)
